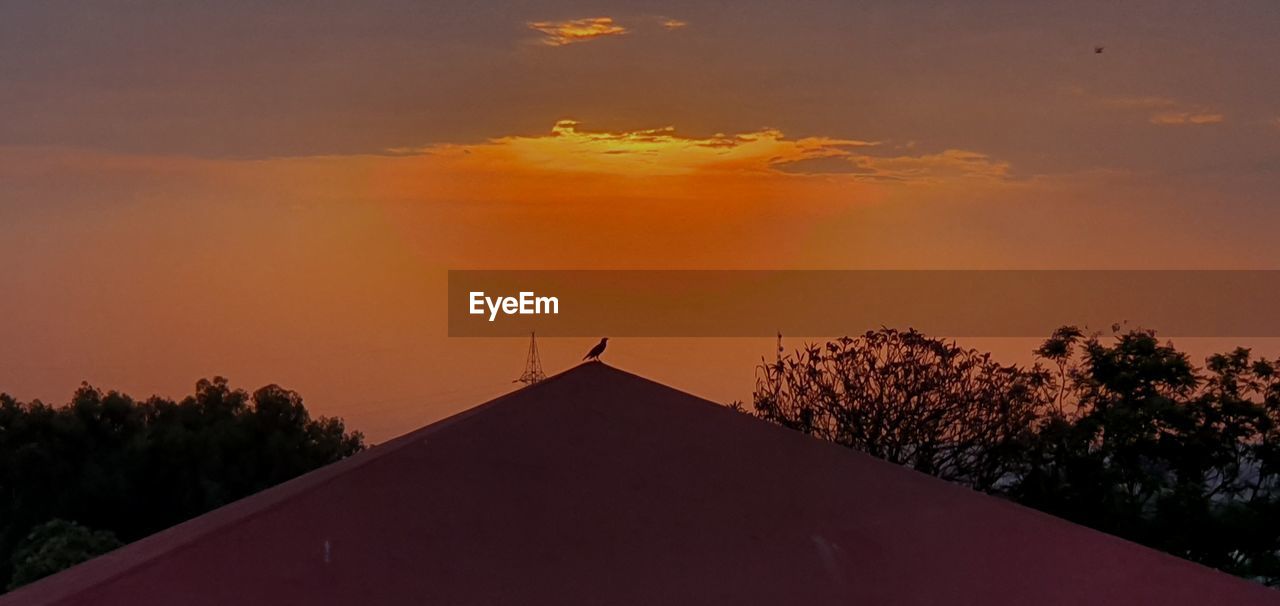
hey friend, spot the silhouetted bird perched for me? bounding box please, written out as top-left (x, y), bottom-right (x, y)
top-left (583, 337), bottom-right (608, 361)
top-left (1094, 46), bottom-right (1104, 54)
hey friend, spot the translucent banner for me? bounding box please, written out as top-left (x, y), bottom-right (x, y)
top-left (448, 270), bottom-right (1280, 337)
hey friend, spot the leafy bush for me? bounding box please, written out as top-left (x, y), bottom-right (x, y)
top-left (7, 520), bottom-right (122, 590)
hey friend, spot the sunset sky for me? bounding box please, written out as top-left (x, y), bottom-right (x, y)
top-left (3, 1), bottom-right (1280, 440)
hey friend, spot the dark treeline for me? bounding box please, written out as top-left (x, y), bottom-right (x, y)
top-left (750, 327), bottom-right (1280, 586)
top-left (0, 378), bottom-right (364, 591)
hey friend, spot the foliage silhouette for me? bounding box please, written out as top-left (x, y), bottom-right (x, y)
top-left (752, 327), bottom-right (1280, 586)
top-left (0, 378), bottom-right (364, 591)
top-left (7, 520), bottom-right (122, 590)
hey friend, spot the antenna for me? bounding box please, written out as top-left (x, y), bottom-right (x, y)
top-left (515, 332), bottom-right (546, 385)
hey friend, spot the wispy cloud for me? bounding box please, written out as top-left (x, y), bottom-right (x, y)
top-left (528, 17), bottom-right (627, 46)
top-left (661, 19), bottom-right (688, 30)
top-left (1099, 95), bottom-right (1178, 111)
top-left (1149, 111), bottom-right (1225, 126)
top-left (777, 148), bottom-right (1010, 183)
top-left (851, 150), bottom-right (1011, 183)
top-left (1095, 93), bottom-right (1225, 127)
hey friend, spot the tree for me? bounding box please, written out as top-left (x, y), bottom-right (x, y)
top-left (7, 520), bottom-right (122, 590)
top-left (754, 328), bottom-right (1048, 492)
top-left (0, 378), bottom-right (364, 591)
top-left (1012, 332), bottom-right (1280, 584)
top-left (751, 326), bottom-right (1280, 585)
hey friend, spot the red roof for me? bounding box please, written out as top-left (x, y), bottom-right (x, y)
top-left (4, 362), bottom-right (1278, 605)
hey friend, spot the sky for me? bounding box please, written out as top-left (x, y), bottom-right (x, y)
top-left (3, 1), bottom-right (1280, 441)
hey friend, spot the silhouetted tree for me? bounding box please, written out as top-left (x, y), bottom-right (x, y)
top-left (7, 520), bottom-right (122, 590)
top-left (1012, 330), bottom-right (1280, 584)
top-left (752, 327), bottom-right (1280, 586)
top-left (754, 329), bottom-right (1048, 492)
top-left (0, 378), bottom-right (364, 591)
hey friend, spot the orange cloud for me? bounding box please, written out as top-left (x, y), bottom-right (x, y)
top-left (662, 19), bottom-right (688, 30)
top-left (386, 121), bottom-right (1008, 194)
top-left (1149, 111), bottom-right (1225, 126)
top-left (528, 17), bottom-right (627, 46)
top-left (455, 120), bottom-right (875, 176)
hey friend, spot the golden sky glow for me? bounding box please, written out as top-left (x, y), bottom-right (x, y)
top-left (4, 2), bottom-right (1280, 441)
top-left (419, 120), bottom-right (874, 176)
top-left (389, 120), bottom-right (1006, 186)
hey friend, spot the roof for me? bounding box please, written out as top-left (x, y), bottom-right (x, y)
top-left (3, 362), bottom-right (1277, 605)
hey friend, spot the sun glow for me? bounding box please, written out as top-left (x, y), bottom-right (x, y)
top-left (472, 119), bottom-right (874, 176)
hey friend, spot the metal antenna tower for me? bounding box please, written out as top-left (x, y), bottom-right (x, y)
top-left (515, 332), bottom-right (546, 385)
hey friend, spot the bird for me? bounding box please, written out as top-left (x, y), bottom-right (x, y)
top-left (583, 337), bottom-right (608, 361)
top-left (1094, 46), bottom-right (1104, 54)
